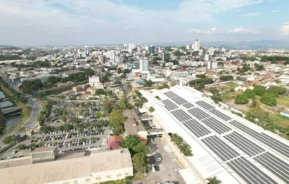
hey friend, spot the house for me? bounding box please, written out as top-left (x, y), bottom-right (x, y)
top-left (234, 84), bottom-right (254, 92)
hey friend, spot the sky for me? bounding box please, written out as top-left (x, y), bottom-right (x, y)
top-left (0, 0), bottom-right (289, 46)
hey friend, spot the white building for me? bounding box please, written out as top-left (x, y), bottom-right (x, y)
top-left (208, 47), bottom-right (215, 56)
top-left (139, 59), bottom-right (149, 72)
top-left (89, 75), bottom-right (104, 88)
top-left (186, 45), bottom-right (191, 50)
top-left (194, 39), bottom-right (200, 51)
top-left (0, 149), bottom-right (133, 184)
top-left (279, 74), bottom-right (289, 85)
top-left (128, 43), bottom-right (136, 53)
top-left (204, 54), bottom-right (209, 61)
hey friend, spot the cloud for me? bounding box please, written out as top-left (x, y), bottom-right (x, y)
top-left (0, 0), bottom-right (267, 45)
top-left (280, 25), bottom-right (289, 36)
top-left (233, 27), bottom-right (257, 33)
top-left (241, 12), bottom-right (263, 17)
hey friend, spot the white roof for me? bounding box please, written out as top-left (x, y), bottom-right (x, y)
top-left (140, 86), bottom-right (289, 184)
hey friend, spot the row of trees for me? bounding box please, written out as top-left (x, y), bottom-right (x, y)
top-left (261, 56), bottom-right (289, 64)
top-left (40, 120), bottom-right (109, 133)
top-left (0, 77), bottom-right (27, 104)
top-left (170, 133), bottom-right (193, 156)
top-left (220, 75), bottom-right (233, 81)
top-left (189, 76), bottom-right (214, 90)
top-left (37, 100), bottom-right (54, 125)
top-left (121, 135), bottom-right (149, 174)
top-left (131, 90), bottom-right (148, 107)
top-left (0, 111), bottom-right (6, 134)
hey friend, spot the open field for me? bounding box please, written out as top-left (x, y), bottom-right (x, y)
top-left (277, 96), bottom-right (289, 107)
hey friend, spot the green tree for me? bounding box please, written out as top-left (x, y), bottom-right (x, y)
top-left (207, 176), bottom-right (222, 184)
top-left (132, 152), bottom-right (147, 173)
top-left (261, 93), bottom-right (277, 106)
top-left (17, 144), bottom-right (26, 150)
top-left (220, 75), bottom-right (233, 81)
top-left (149, 106), bottom-right (155, 112)
top-left (122, 135), bottom-right (140, 152)
top-left (102, 100), bottom-right (113, 114)
top-left (133, 142), bottom-right (149, 155)
top-left (0, 111), bottom-right (6, 134)
top-left (143, 80), bottom-right (152, 87)
top-left (267, 86), bottom-right (286, 97)
top-left (235, 94), bottom-right (249, 104)
top-left (253, 85), bottom-right (266, 96)
top-left (95, 89), bottom-right (105, 95)
top-left (3, 135), bottom-right (16, 144)
top-left (243, 89), bottom-right (255, 98)
top-left (109, 110), bottom-right (126, 135)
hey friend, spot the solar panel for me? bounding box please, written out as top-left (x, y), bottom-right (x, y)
top-left (202, 136), bottom-right (239, 161)
top-left (196, 101), bottom-right (215, 110)
top-left (209, 109), bottom-right (232, 121)
top-left (202, 117), bottom-right (231, 134)
top-left (227, 157), bottom-right (277, 184)
top-left (229, 120), bottom-right (289, 158)
top-left (254, 152), bottom-right (289, 183)
top-left (171, 96), bottom-right (188, 105)
top-left (164, 91), bottom-right (177, 98)
top-left (188, 108), bottom-right (210, 120)
top-left (182, 103), bottom-right (194, 109)
top-left (162, 99), bottom-right (178, 111)
top-left (224, 132), bottom-right (265, 157)
top-left (171, 109), bottom-right (192, 122)
top-left (184, 119), bottom-right (211, 138)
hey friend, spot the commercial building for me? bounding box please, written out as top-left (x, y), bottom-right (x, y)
top-left (194, 39), bottom-right (200, 51)
top-left (31, 146), bottom-right (58, 163)
top-left (162, 53), bottom-right (171, 61)
top-left (148, 45), bottom-right (155, 54)
top-left (0, 149), bottom-right (133, 184)
top-left (139, 59), bottom-right (149, 72)
top-left (140, 86), bottom-right (289, 184)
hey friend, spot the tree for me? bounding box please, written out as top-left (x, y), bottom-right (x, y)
top-left (243, 89), bottom-right (255, 98)
top-left (102, 100), bottom-right (113, 114)
top-left (122, 135), bottom-right (140, 152)
top-left (143, 80), bottom-right (152, 87)
top-left (235, 94), bottom-right (249, 104)
top-left (253, 85), bottom-right (266, 96)
top-left (0, 111), bottom-right (6, 134)
top-left (95, 89), bottom-right (105, 95)
top-left (3, 135), bottom-right (16, 144)
top-left (109, 110), bottom-right (126, 135)
top-left (267, 86), bottom-right (286, 97)
top-left (133, 142), bottom-right (149, 155)
top-left (220, 75), bottom-right (233, 81)
top-left (207, 176), bottom-right (222, 184)
top-left (133, 152), bottom-right (147, 173)
top-left (17, 144), bottom-right (26, 150)
top-left (261, 93), bottom-right (277, 106)
top-left (149, 107), bottom-right (155, 112)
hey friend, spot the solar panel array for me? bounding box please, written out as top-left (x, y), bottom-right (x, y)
top-left (224, 132), bottom-right (265, 157)
top-left (184, 119), bottom-right (211, 138)
top-left (188, 108), bottom-right (210, 120)
top-left (162, 99), bottom-right (178, 111)
top-left (196, 101), bottom-right (215, 110)
top-left (171, 96), bottom-right (188, 105)
top-left (227, 157), bottom-right (277, 184)
top-left (182, 102), bottom-right (194, 109)
top-left (209, 109), bottom-right (232, 121)
top-left (202, 136), bottom-right (239, 161)
top-left (254, 152), bottom-right (289, 183)
top-left (171, 109), bottom-right (192, 122)
top-left (202, 117), bottom-right (231, 134)
top-left (229, 120), bottom-right (289, 158)
top-left (164, 91), bottom-right (177, 98)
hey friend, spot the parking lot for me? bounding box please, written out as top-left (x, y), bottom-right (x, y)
top-left (0, 127), bottom-right (110, 160)
top-left (133, 136), bottom-right (185, 184)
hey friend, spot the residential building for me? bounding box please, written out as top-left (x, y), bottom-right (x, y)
top-left (194, 39), bottom-right (200, 51)
top-left (89, 75), bottom-right (104, 89)
top-left (279, 74), bottom-right (289, 85)
top-left (139, 59), bottom-right (149, 72)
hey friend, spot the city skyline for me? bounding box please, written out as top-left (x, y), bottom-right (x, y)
top-left (0, 0), bottom-right (289, 46)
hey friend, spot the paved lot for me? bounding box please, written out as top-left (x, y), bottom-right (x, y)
top-left (133, 136), bottom-right (185, 184)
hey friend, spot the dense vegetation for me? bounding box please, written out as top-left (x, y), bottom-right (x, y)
top-left (0, 111), bottom-right (6, 134)
top-left (220, 75), bottom-right (233, 81)
top-left (0, 77), bottom-right (27, 104)
top-left (170, 133), bottom-right (193, 156)
top-left (189, 77), bottom-right (214, 90)
top-left (122, 135), bottom-right (149, 173)
top-left (235, 94), bottom-right (249, 104)
top-left (261, 56), bottom-right (289, 64)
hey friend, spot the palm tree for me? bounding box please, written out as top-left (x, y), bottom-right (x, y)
top-left (207, 176), bottom-right (221, 184)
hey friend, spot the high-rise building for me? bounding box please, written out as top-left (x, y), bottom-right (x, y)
top-left (194, 39), bottom-right (200, 51)
top-left (139, 59), bottom-right (149, 72)
top-left (148, 45), bottom-right (155, 54)
top-left (128, 43), bottom-right (136, 53)
top-left (186, 45), bottom-right (191, 50)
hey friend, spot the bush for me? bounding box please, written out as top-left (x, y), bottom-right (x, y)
top-left (266, 86), bottom-right (286, 97)
top-left (3, 135), bottom-right (16, 144)
top-left (261, 93), bottom-right (277, 106)
top-left (149, 107), bottom-right (154, 112)
top-left (235, 94), bottom-right (249, 104)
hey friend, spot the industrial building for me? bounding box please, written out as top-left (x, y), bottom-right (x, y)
top-left (140, 86), bottom-right (289, 184)
top-left (0, 149), bottom-right (133, 184)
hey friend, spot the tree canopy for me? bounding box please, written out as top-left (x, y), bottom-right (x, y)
top-left (243, 89), bottom-right (255, 98)
top-left (0, 111), bottom-right (6, 134)
top-left (261, 93), bottom-right (277, 106)
top-left (253, 85), bottom-right (266, 96)
top-left (220, 75), bottom-right (233, 81)
top-left (235, 94), bottom-right (249, 104)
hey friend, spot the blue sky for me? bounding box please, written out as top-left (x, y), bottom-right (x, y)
top-left (0, 0), bottom-right (288, 45)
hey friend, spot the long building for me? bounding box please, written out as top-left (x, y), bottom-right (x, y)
top-left (0, 148), bottom-right (133, 184)
top-left (140, 86), bottom-right (289, 184)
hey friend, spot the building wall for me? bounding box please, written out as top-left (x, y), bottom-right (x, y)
top-left (48, 167), bottom-right (133, 184)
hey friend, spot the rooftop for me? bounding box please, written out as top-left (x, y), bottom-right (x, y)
top-left (0, 149), bottom-right (132, 184)
top-left (140, 86), bottom-right (289, 184)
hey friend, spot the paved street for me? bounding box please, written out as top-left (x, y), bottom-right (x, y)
top-left (133, 137), bottom-right (185, 184)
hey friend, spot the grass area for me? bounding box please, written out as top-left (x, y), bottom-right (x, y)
top-left (226, 82), bottom-right (239, 90)
top-left (221, 91), bottom-right (242, 101)
top-left (277, 96), bottom-right (289, 107)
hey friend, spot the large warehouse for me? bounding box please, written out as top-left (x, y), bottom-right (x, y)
top-left (140, 86), bottom-right (289, 184)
